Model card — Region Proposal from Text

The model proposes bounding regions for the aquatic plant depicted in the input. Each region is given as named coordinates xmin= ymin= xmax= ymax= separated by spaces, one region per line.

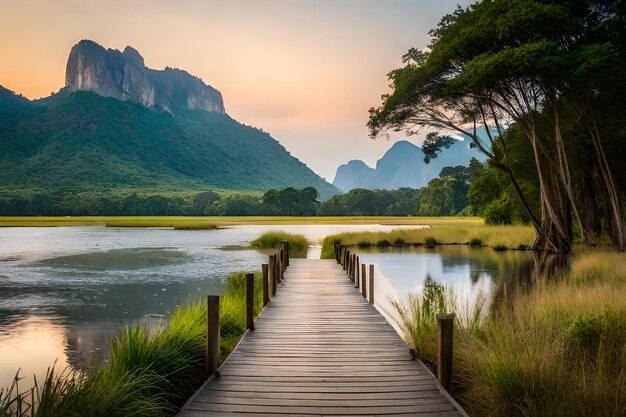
xmin=251 ymin=231 xmax=308 ymax=251
xmin=0 ymin=272 xmax=262 ymax=417
xmin=320 ymin=225 xmax=535 ymax=258
xmin=392 ymin=250 xmax=626 ymax=417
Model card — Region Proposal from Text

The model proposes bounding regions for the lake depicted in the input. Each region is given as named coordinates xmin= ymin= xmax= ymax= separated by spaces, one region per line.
xmin=0 ymin=224 xmax=532 ymax=389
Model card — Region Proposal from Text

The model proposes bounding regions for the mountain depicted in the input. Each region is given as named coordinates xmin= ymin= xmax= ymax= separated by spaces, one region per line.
xmin=0 ymin=40 xmax=339 ymax=199
xmin=66 ymin=40 xmax=224 ymax=114
xmin=332 ymin=139 xmax=485 ymax=192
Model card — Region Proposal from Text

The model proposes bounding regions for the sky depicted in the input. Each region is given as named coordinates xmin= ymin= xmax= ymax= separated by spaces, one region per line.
xmin=0 ymin=0 xmax=472 ymax=181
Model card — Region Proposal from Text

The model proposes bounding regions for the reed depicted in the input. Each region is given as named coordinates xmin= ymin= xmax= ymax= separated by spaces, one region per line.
xmin=251 ymin=231 xmax=308 ymax=252
xmin=321 ymin=225 xmax=535 ymax=258
xmin=393 ymin=250 xmax=626 ymax=417
xmin=0 ymin=271 xmax=263 ymax=417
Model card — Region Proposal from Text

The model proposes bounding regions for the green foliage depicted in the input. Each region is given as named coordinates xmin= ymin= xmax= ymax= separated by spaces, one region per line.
xmin=262 ymin=187 xmax=319 ymax=216
xmin=421 ymin=132 xmax=455 ymax=164
xmin=392 ymin=277 xmax=452 ymax=362
xmin=0 ymin=90 xmax=339 ymax=199
xmin=251 ymin=231 xmax=309 ymax=252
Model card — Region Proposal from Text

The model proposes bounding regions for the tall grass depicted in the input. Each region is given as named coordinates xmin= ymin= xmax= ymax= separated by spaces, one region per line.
xmin=0 ymin=216 xmax=484 ymax=228
xmin=393 ymin=250 xmax=626 ymax=417
xmin=0 ymin=272 xmax=263 ymax=417
xmin=321 ymin=225 xmax=535 ymax=258
xmin=251 ymin=231 xmax=309 ymax=252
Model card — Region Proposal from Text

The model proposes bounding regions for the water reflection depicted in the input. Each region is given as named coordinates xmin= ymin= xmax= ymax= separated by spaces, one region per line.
xmin=0 ymin=224 xmax=423 ymax=388
xmin=356 ymin=245 xmax=536 ymax=312
xmin=0 ymin=315 xmax=69 ymax=389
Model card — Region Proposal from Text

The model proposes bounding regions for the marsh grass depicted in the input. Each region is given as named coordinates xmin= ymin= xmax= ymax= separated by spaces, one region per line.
xmin=0 ymin=216 xmax=484 ymax=228
xmin=1 ymin=272 xmax=263 ymax=417
xmin=251 ymin=231 xmax=309 ymax=252
xmin=393 ymin=250 xmax=626 ymax=417
xmin=321 ymin=225 xmax=535 ymax=258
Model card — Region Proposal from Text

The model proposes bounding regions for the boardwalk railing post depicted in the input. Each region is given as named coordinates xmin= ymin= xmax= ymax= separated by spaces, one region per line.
xmin=284 ymin=241 xmax=290 ymax=267
xmin=246 ymin=273 xmax=255 ymax=331
xmin=348 ymin=253 xmax=352 ymax=279
xmin=369 ymin=264 xmax=375 ymax=305
xmin=354 ymin=256 xmax=360 ymax=288
xmin=262 ymin=264 xmax=269 ymax=306
xmin=361 ymin=264 xmax=367 ymax=298
xmin=350 ymin=252 xmax=354 ymax=278
xmin=278 ymin=250 xmax=284 ymax=282
xmin=269 ymin=255 xmax=277 ymax=296
xmin=206 ymin=295 xmax=220 ymax=377
xmin=437 ymin=314 xmax=455 ymax=392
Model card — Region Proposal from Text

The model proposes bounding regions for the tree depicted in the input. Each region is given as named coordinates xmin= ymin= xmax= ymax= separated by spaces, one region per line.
xmin=368 ymin=0 xmax=626 ymax=252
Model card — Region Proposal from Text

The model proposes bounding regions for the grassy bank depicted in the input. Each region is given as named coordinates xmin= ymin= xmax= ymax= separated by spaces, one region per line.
xmin=0 ymin=272 xmax=263 ymax=417
xmin=320 ymin=225 xmax=534 ymax=258
xmin=393 ymin=250 xmax=626 ymax=417
xmin=251 ymin=231 xmax=309 ymax=252
xmin=0 ymin=215 xmax=483 ymax=228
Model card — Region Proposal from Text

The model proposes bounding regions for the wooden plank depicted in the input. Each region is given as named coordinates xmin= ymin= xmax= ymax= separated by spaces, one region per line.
xmin=179 ymin=259 xmax=466 ymax=417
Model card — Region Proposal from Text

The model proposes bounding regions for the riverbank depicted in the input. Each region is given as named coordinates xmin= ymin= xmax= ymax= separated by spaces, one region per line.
xmin=0 ymin=272 xmax=263 ymax=417
xmin=0 ymin=215 xmax=483 ymax=228
xmin=392 ymin=249 xmax=626 ymax=417
xmin=320 ymin=224 xmax=535 ymax=258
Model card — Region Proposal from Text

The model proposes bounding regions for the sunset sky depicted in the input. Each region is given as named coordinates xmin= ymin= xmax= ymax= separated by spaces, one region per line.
xmin=0 ymin=0 xmax=471 ymax=181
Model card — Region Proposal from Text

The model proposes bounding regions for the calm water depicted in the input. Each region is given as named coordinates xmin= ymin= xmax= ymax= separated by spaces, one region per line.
xmin=0 ymin=225 xmax=532 ymax=388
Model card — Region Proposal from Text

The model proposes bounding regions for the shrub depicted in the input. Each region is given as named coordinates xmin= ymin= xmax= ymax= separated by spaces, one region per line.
xmin=251 ymin=231 xmax=308 ymax=251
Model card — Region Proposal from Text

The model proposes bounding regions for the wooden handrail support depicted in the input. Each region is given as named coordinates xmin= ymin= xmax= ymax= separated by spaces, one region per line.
xmin=246 ymin=273 xmax=255 ymax=331
xmin=269 ymin=255 xmax=277 ymax=296
xmin=262 ymin=264 xmax=269 ymax=307
xmin=368 ymin=264 xmax=375 ymax=305
xmin=361 ymin=264 xmax=367 ymax=299
xmin=354 ymin=256 xmax=360 ymax=288
xmin=437 ymin=313 xmax=455 ymax=392
xmin=206 ymin=295 xmax=220 ymax=377
xmin=283 ymin=241 xmax=290 ymax=267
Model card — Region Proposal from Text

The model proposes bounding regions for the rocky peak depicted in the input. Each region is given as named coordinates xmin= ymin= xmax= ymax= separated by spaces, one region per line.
xmin=65 ymin=40 xmax=225 ymax=114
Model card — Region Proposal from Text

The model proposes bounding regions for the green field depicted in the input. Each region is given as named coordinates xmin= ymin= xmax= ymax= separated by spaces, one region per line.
xmin=0 ymin=215 xmax=484 ymax=228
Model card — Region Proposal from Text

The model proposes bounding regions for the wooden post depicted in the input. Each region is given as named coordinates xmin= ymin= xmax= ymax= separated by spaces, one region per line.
xmin=246 ymin=273 xmax=255 ymax=331
xmin=343 ymin=248 xmax=347 ymax=270
xmin=355 ymin=256 xmax=360 ymax=288
xmin=437 ymin=314 xmax=455 ymax=392
xmin=206 ymin=295 xmax=220 ymax=376
xmin=269 ymin=255 xmax=276 ymax=296
xmin=284 ymin=241 xmax=290 ymax=267
xmin=369 ymin=264 xmax=375 ymax=305
xmin=276 ymin=249 xmax=283 ymax=282
xmin=335 ymin=244 xmax=339 ymax=263
xmin=262 ymin=263 xmax=269 ymax=306
xmin=361 ymin=264 xmax=367 ymax=298
xmin=345 ymin=250 xmax=350 ymax=274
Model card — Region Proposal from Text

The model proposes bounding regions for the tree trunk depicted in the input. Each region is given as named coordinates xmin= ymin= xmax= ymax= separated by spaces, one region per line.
xmin=584 ymin=115 xmax=626 ymax=251
xmin=552 ymin=98 xmax=591 ymax=243
xmin=525 ymin=126 xmax=573 ymax=253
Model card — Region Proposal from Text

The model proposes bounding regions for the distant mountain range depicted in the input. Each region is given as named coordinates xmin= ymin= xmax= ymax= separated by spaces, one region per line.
xmin=332 ymin=139 xmax=485 ymax=192
xmin=0 ymin=40 xmax=339 ymax=198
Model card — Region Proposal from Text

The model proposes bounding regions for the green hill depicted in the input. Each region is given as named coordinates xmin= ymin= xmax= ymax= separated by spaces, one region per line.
xmin=0 ymin=87 xmax=339 ymax=199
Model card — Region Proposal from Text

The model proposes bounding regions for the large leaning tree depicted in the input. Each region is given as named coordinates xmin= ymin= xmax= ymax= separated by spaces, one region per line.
xmin=369 ymin=0 xmax=626 ymax=252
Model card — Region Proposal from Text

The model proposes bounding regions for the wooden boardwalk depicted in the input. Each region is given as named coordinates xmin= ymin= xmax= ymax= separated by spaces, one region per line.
xmin=178 ymin=259 xmax=467 ymax=417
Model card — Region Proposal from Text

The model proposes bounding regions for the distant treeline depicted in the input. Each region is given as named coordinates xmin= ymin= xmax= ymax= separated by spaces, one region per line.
xmin=1 ymin=160 xmax=502 ymax=218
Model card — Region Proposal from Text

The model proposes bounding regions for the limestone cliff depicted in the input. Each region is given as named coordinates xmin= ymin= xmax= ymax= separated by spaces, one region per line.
xmin=65 ymin=40 xmax=224 ymax=114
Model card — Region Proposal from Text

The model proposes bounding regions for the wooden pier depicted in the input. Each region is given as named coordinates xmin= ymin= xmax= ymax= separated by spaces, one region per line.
xmin=178 ymin=256 xmax=467 ymax=416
